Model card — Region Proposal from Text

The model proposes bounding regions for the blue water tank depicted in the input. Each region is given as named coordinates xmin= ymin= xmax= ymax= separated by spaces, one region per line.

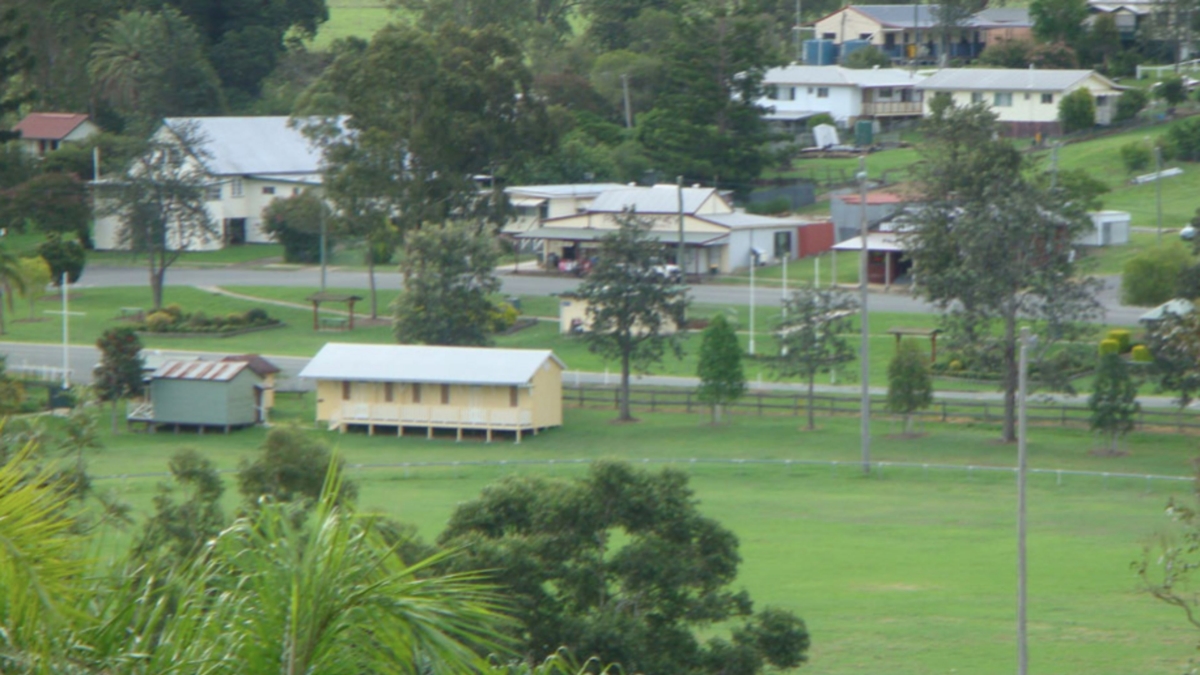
xmin=840 ymin=39 xmax=872 ymax=61
xmin=804 ymin=39 xmax=838 ymax=66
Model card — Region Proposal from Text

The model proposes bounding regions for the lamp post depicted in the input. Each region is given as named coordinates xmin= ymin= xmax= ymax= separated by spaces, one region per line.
xmin=858 ymin=157 xmax=870 ymax=474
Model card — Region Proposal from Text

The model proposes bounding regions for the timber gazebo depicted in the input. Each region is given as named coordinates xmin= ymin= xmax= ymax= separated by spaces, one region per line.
xmin=887 ymin=327 xmax=942 ymax=363
xmin=306 ymin=292 xmax=364 ymax=331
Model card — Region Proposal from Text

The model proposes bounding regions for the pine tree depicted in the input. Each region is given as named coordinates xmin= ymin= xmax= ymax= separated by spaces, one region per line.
xmin=1089 ymin=352 xmax=1140 ymax=452
xmin=887 ymin=340 xmax=934 ymax=435
xmin=696 ymin=313 xmax=744 ymax=424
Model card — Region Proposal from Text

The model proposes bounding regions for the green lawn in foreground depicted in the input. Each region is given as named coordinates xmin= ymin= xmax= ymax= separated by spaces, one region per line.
xmin=76 ymin=402 xmax=1194 ymax=675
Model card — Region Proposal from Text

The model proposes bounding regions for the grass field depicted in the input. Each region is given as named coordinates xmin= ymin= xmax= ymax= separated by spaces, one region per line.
xmin=310 ymin=0 xmax=397 ymax=48
xmin=71 ymin=401 xmax=1199 ymax=675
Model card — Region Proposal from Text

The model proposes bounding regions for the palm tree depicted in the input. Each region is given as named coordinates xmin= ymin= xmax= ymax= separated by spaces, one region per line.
xmin=88 ymin=10 xmax=158 ymax=115
xmin=0 ymin=443 xmax=87 ymax=673
xmin=92 ymin=466 xmax=510 ymax=675
xmin=0 ymin=244 xmax=27 ymax=335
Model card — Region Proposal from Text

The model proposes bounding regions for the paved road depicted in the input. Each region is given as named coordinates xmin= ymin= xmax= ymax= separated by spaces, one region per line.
xmin=82 ymin=265 xmax=1147 ymax=325
xmin=6 ymin=342 xmax=1190 ymax=410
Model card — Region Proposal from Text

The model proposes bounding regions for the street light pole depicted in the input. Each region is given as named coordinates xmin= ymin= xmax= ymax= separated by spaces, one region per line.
xmin=1017 ymin=326 xmax=1032 ymax=675
xmin=858 ymin=156 xmax=870 ymax=474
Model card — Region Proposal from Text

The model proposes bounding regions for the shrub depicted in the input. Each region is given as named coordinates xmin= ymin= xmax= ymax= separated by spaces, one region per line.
xmin=1115 ymin=88 xmax=1148 ymax=123
xmin=243 ymin=308 xmax=269 ymax=323
xmin=843 ymin=45 xmax=891 ymax=69
xmin=145 ymin=311 xmax=174 ymax=332
xmin=948 ymin=359 xmax=963 ymax=372
xmin=489 ymin=301 xmax=519 ymax=333
xmin=1119 ymin=142 xmax=1152 ymax=174
xmin=161 ymin=304 xmax=183 ymax=321
xmin=1058 ymin=88 xmax=1096 ymax=133
xmin=1106 ymin=329 xmax=1132 ymax=353
xmin=1131 ymin=344 xmax=1152 ymax=362
xmin=1165 ymin=117 xmax=1200 ymax=161
xmin=806 ymin=113 xmax=835 ymax=131
xmin=1098 ymin=339 xmax=1119 ymax=355
xmin=223 ymin=313 xmax=245 ymax=327
xmin=1122 ymin=244 xmax=1192 ymax=306
xmin=187 ymin=311 xmax=210 ymax=328
xmin=1157 ymin=75 xmax=1187 ymax=106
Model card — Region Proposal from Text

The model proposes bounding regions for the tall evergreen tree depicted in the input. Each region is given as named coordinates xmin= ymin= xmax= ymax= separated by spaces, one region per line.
xmin=1088 ymin=352 xmax=1140 ymax=452
xmin=577 ymin=213 xmax=689 ymax=421
xmin=0 ymin=8 xmax=33 ymax=143
xmin=696 ymin=313 xmax=744 ymax=423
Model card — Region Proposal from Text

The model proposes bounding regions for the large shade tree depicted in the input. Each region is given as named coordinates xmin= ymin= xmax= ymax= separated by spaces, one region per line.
xmin=439 ymin=460 xmax=810 ymax=675
xmin=576 ymin=213 xmax=689 ymax=421
xmin=903 ymin=99 xmax=1100 ymax=443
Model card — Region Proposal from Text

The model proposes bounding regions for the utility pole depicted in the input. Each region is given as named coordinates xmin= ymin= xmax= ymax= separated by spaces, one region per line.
xmin=319 ymin=201 xmax=328 ymax=292
xmin=1156 ymin=145 xmax=1164 ymax=243
xmin=1017 ymin=326 xmax=1033 ymax=675
xmin=857 ymin=156 xmax=870 ymax=474
xmin=677 ymin=175 xmax=686 ymax=275
xmin=621 ymin=74 xmax=633 ymax=129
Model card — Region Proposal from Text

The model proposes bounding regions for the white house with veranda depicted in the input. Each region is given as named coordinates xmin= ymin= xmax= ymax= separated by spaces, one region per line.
xmin=93 ymin=116 xmax=337 ymax=251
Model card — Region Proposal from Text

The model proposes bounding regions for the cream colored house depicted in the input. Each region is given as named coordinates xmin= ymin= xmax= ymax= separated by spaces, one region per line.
xmin=917 ymin=68 xmax=1122 ymax=136
xmin=12 ymin=113 xmax=100 ymax=157
xmin=517 ymin=184 xmax=821 ymax=275
xmin=503 ymin=183 xmax=628 ymax=234
xmin=812 ymin=5 xmax=1031 ymax=63
xmin=298 ymin=343 xmax=565 ymax=442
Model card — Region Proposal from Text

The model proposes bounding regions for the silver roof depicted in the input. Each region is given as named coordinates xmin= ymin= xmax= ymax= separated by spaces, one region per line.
xmin=163 ymin=116 xmax=342 ymax=177
xmin=917 ymin=68 xmax=1105 ymax=92
xmin=515 ymin=227 xmax=729 ymax=246
xmin=299 ymin=343 xmax=565 ymax=386
xmin=847 ymin=5 xmax=1030 ymax=28
xmin=588 ymin=186 xmax=719 ymax=214
xmin=762 ymin=65 xmax=925 ymax=88
xmin=507 ymin=184 xmax=628 ymax=199
xmin=700 ymin=212 xmax=811 ymax=230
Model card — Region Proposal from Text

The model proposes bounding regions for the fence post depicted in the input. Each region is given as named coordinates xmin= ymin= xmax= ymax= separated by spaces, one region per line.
xmin=650 ymin=391 xmax=656 ymax=412
xmin=758 ymin=392 xmax=764 ymax=416
xmin=578 ymin=386 xmax=584 ymax=406
xmin=1061 ymin=405 xmax=1066 ymax=426
xmin=794 ymin=395 xmax=800 ymax=417
xmin=614 ymin=388 xmax=619 ymax=410
xmin=686 ymin=392 xmax=692 ymax=413
xmin=984 ymin=403 xmax=989 ymax=423
xmin=942 ymin=401 xmax=947 ymax=422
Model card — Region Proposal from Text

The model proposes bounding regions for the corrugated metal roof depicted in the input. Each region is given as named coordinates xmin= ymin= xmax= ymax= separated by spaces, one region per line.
xmin=299 ymin=343 xmax=565 ymax=386
xmin=507 ymin=184 xmax=628 ymax=199
xmin=221 ymin=354 xmax=281 ymax=376
xmin=847 ymin=5 xmax=1030 ymax=28
xmin=515 ymin=227 xmax=728 ymax=246
xmin=162 ymin=116 xmax=345 ymax=177
xmin=762 ymin=65 xmax=925 ymax=88
xmin=588 ymin=186 xmax=720 ymax=214
xmin=917 ymin=68 xmax=1100 ymax=92
xmin=700 ymin=212 xmax=808 ymax=230
xmin=154 ymin=360 xmax=251 ymax=382
xmin=14 ymin=113 xmax=90 ymax=140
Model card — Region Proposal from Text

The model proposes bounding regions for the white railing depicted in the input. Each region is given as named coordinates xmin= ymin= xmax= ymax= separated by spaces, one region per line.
xmin=861 ymin=101 xmax=923 ymax=116
xmin=345 ymin=404 xmax=533 ymax=429
xmin=1138 ymin=59 xmax=1200 ymax=78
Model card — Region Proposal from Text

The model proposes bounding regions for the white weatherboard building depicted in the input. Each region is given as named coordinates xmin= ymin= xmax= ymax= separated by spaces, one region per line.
xmin=916 ymin=68 xmax=1122 ymax=136
xmin=93 ymin=116 xmax=334 ymax=251
xmin=757 ymin=65 xmax=926 ymax=130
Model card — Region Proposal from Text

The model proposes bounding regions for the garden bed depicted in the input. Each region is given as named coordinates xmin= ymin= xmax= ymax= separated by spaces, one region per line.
xmin=135 ymin=323 xmax=286 ymax=339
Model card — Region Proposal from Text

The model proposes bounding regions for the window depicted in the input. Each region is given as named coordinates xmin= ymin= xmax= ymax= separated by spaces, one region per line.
xmin=231 ymin=179 xmax=244 ymax=197
xmin=859 ymin=33 xmax=872 ymax=40
xmin=510 ymin=386 xmax=519 ymax=407
xmin=440 ymin=384 xmax=450 ymax=404
xmin=262 ymin=186 xmax=276 ymax=195
xmin=878 ymin=87 xmax=894 ymax=99
xmin=783 ymin=87 xmax=796 ymax=101
xmin=807 ymin=87 xmax=814 ymax=94
xmin=413 ymin=383 xmax=421 ymax=403
xmin=767 ymin=85 xmax=778 ymax=100
xmin=1024 ymin=93 xmax=1031 ymax=101
xmin=1041 ymin=93 xmax=1054 ymax=104
xmin=384 ymin=382 xmax=394 ymax=402
xmin=993 ymin=92 xmax=1013 ymax=107
xmin=971 ymin=92 xmax=984 ymax=104
xmin=205 ymin=185 xmax=221 ymax=201
xmin=816 ymin=87 xmax=829 ymax=98
xmin=342 ymin=381 xmax=351 ymax=400
xmin=822 ymin=32 xmax=835 ymax=39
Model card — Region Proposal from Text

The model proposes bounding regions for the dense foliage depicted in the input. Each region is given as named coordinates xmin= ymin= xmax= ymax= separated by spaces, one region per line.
xmin=696 ymin=312 xmax=744 ymax=423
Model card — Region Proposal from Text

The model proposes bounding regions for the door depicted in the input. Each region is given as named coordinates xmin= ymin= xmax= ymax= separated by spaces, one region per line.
xmin=225 ymin=218 xmax=247 ymax=245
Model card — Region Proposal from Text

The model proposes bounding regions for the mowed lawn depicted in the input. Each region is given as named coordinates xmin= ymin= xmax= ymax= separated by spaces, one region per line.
xmin=80 ymin=403 xmax=1195 ymax=675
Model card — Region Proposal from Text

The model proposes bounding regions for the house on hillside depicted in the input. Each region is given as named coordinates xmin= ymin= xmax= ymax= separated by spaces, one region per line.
xmin=298 ymin=343 xmax=565 ymax=442
xmin=516 ymin=184 xmax=831 ymax=275
xmin=1087 ymin=0 xmax=1161 ymax=44
xmin=812 ymin=5 xmax=1032 ymax=63
xmin=916 ymin=68 xmax=1122 ymax=136
xmin=12 ymin=113 xmax=99 ymax=157
xmin=93 ymin=116 xmax=342 ymax=251
xmin=129 ymin=358 xmax=276 ymax=432
xmin=757 ymin=66 xmax=926 ymax=132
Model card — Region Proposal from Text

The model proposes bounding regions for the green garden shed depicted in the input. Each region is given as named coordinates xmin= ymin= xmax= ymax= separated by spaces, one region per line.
xmin=131 ymin=359 xmax=269 ymax=433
